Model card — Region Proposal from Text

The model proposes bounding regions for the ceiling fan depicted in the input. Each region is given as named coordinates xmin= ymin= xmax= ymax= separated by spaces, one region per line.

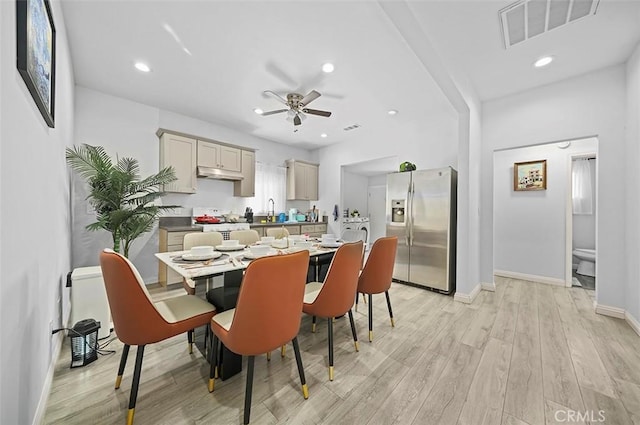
xmin=261 ymin=90 xmax=332 ymax=126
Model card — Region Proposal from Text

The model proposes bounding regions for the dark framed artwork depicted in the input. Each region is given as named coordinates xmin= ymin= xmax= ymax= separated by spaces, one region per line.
xmin=16 ymin=0 xmax=56 ymax=128
xmin=514 ymin=159 xmax=547 ymax=191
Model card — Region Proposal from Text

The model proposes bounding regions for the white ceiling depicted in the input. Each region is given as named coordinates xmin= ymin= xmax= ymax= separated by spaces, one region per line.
xmin=61 ymin=1 xmax=640 ymax=150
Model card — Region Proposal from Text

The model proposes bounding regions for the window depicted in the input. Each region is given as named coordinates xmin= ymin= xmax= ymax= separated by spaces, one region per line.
xmin=572 ymin=158 xmax=593 ymax=215
xmin=254 ymin=162 xmax=286 ymax=214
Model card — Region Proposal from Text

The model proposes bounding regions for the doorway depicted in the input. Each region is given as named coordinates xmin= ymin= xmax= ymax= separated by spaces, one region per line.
xmin=567 ymin=153 xmax=597 ymax=290
xmin=492 ymin=137 xmax=598 ymax=288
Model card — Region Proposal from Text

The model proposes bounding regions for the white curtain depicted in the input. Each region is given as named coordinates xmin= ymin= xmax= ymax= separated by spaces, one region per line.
xmin=572 ymin=159 xmax=593 ymax=215
xmin=254 ymin=161 xmax=286 ymax=214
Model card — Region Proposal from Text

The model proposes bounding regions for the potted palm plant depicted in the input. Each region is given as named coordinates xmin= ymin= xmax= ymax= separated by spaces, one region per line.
xmin=66 ymin=144 xmax=179 ymax=257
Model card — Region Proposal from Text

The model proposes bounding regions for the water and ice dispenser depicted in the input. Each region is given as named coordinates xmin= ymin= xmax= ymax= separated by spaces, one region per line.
xmin=391 ymin=199 xmax=406 ymax=223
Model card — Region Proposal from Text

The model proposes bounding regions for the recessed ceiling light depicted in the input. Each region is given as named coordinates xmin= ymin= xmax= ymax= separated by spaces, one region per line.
xmin=134 ymin=62 xmax=151 ymax=72
xmin=534 ymin=56 xmax=553 ymax=68
xmin=322 ymin=63 xmax=334 ymax=73
xmin=253 ymin=108 xmax=263 ymax=115
xmin=388 ymin=109 xmax=398 ymax=115
xmin=320 ymin=133 xmax=328 ymax=138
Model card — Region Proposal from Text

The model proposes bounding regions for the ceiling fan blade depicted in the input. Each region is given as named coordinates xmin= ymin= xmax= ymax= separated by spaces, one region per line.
xmin=300 ymin=90 xmax=321 ymax=107
xmin=263 ymin=90 xmax=288 ymax=106
xmin=302 ymin=108 xmax=332 ymax=117
xmin=261 ymin=109 xmax=288 ymax=116
xmin=293 ymin=114 xmax=302 ymax=126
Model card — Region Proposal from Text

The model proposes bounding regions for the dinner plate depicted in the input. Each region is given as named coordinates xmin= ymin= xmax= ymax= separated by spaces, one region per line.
xmin=181 ymin=252 xmax=222 ymax=261
xmin=243 ymin=250 xmax=278 ymax=260
xmin=320 ymin=242 xmax=343 ymax=248
xmin=215 ymin=244 xmax=246 ymax=251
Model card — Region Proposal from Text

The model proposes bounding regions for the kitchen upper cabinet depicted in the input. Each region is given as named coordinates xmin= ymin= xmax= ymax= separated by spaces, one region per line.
xmin=159 ymin=133 xmax=197 ymax=193
xmin=197 ymin=140 xmax=241 ymax=172
xmin=286 ymin=159 xmax=319 ymax=201
xmin=234 ymin=150 xmax=256 ymax=197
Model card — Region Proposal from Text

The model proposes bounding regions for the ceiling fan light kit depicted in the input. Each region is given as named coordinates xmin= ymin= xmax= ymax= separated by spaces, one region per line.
xmin=261 ymin=89 xmax=332 ymax=126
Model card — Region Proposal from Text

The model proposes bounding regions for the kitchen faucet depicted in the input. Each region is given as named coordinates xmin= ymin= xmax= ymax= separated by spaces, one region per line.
xmin=268 ymin=198 xmax=275 ymax=222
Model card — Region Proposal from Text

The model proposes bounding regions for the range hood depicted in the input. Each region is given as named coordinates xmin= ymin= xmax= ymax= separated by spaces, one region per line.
xmin=197 ymin=166 xmax=244 ymax=181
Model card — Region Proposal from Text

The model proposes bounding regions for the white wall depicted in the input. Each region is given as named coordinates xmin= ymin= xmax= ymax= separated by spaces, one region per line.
xmin=626 ymin=42 xmax=640 ymax=323
xmin=0 ymin=1 xmax=75 ymax=423
xmin=341 ymin=170 xmax=369 ymax=217
xmin=494 ymin=139 xmax=597 ymax=281
xmin=73 ymin=87 xmax=312 ymax=282
xmin=313 ymin=109 xmax=458 ymax=241
xmin=482 ymin=65 xmax=627 ymax=309
xmin=572 ymin=158 xmax=597 ymax=252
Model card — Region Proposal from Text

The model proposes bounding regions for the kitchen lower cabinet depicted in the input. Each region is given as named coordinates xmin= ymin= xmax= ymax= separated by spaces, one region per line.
xmin=158 ymin=229 xmax=195 ymax=286
xmin=285 ymin=225 xmax=301 ymax=235
xmin=300 ymin=223 xmax=327 ymax=237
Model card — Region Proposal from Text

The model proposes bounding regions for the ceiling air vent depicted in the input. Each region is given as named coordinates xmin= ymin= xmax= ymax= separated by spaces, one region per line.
xmin=499 ymin=0 xmax=600 ymax=49
xmin=343 ymin=124 xmax=361 ymax=131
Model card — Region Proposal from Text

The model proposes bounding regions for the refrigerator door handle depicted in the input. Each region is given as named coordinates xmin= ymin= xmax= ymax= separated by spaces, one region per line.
xmin=409 ymin=181 xmax=415 ymax=245
xmin=405 ymin=182 xmax=411 ymax=246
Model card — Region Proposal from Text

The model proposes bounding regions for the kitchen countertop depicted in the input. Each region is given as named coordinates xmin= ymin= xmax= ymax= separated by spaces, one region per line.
xmin=157 ymin=217 xmax=328 ymax=231
xmin=249 ymin=222 xmax=326 ymax=227
xmin=159 ymin=225 xmax=203 ymax=232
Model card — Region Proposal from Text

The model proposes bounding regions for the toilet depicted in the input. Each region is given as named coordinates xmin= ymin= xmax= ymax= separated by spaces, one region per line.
xmin=572 ymin=248 xmax=596 ymax=277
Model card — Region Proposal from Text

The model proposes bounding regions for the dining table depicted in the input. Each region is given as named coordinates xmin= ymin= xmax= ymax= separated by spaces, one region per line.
xmin=155 ymin=241 xmax=340 ymax=379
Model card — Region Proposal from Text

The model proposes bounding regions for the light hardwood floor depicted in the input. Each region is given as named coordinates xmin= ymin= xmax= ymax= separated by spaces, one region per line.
xmin=44 ymin=278 xmax=640 ymax=425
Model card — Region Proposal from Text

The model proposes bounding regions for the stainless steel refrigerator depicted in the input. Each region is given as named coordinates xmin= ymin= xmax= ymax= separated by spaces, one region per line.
xmin=386 ymin=167 xmax=457 ymax=293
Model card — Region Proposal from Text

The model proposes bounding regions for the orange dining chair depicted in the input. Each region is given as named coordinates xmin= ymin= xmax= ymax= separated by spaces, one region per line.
xmin=303 ymin=241 xmax=363 ymax=381
xmin=208 ymin=250 xmax=310 ymax=425
xmin=355 ymin=236 xmax=398 ymax=342
xmin=182 ymin=231 xmax=223 ymax=295
xmin=99 ymin=249 xmax=216 ymax=425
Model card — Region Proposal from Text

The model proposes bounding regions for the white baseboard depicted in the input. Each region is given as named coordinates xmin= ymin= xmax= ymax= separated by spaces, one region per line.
xmin=594 ymin=302 xmax=626 ymax=319
xmin=33 ymin=332 xmax=64 ymax=425
xmin=454 ymin=283 xmax=481 ymax=304
xmin=481 ymin=282 xmax=496 ymax=292
xmin=494 ymin=270 xmax=565 ymax=287
xmin=625 ymin=311 xmax=640 ymax=337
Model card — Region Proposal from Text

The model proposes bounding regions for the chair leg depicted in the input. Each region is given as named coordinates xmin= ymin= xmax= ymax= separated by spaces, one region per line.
xmin=327 ymin=318 xmax=334 ymax=381
xmin=281 ymin=345 xmax=286 ymax=358
xmin=347 ymin=309 xmax=359 ymax=352
xmin=188 ymin=329 xmax=194 ymax=354
xmin=368 ymin=294 xmax=374 ymax=342
xmin=244 ymin=356 xmax=255 ymax=425
xmin=266 ymin=351 xmax=271 ymax=361
xmin=209 ymin=333 xmax=218 ymax=392
xmin=355 ymin=292 xmax=359 ymax=312
xmin=115 ymin=344 xmax=130 ymax=389
xmin=291 ymin=337 xmax=309 ymax=399
xmin=127 ymin=345 xmax=145 ymax=425
xmin=311 ymin=316 xmax=317 ymax=333
xmin=385 ymin=291 xmax=395 ymax=327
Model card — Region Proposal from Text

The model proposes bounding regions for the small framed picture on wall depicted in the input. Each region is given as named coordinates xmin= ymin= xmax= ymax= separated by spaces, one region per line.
xmin=514 ymin=159 xmax=547 ymax=191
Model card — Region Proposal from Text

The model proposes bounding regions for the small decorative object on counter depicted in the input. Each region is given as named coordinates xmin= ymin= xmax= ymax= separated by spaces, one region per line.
xmin=399 ymin=161 xmax=417 ymax=172
xmin=351 ymin=209 xmax=360 ymax=217
xmin=333 ymin=204 xmax=339 ymax=222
